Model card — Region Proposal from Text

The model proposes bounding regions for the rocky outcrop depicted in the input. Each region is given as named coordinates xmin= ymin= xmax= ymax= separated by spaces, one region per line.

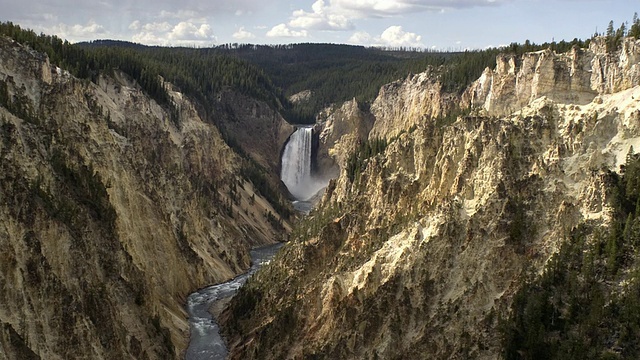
xmin=288 ymin=90 xmax=312 ymax=104
xmin=0 ymin=36 xmax=289 ymax=359
xmin=215 ymin=90 xmax=293 ymax=174
xmin=314 ymin=99 xmax=374 ymax=178
xmin=224 ymin=38 xmax=640 ymax=359
xmin=368 ymin=69 xmax=456 ymax=140
xmin=463 ymin=37 xmax=640 ymax=116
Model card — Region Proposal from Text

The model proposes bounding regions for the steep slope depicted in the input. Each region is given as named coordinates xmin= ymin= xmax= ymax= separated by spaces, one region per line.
xmin=314 ymin=99 xmax=375 ymax=179
xmin=462 ymin=37 xmax=640 ymax=117
xmin=223 ymin=37 xmax=640 ymax=359
xmin=0 ymin=36 xmax=290 ymax=359
xmin=214 ymin=89 xmax=293 ymax=175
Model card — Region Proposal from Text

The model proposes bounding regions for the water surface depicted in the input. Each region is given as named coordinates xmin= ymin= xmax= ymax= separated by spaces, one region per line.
xmin=185 ymin=243 xmax=283 ymax=360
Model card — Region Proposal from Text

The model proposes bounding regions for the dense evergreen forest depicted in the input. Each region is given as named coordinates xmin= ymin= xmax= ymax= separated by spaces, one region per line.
xmin=79 ymin=37 xmax=608 ymax=124
xmin=0 ymin=22 xmax=286 ymax=117
xmin=76 ymin=40 xmax=560 ymax=123
xmin=2 ymin=14 xmax=639 ymax=125
xmin=214 ymin=43 xmax=464 ymax=122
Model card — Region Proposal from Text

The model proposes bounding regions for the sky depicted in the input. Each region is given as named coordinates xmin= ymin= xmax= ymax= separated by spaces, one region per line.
xmin=2 ymin=0 xmax=638 ymax=50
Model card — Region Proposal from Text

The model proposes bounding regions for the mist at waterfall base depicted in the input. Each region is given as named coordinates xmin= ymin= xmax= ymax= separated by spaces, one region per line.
xmin=280 ymin=127 xmax=328 ymax=208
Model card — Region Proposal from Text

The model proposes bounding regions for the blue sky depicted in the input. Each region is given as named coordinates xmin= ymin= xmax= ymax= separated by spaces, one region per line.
xmin=2 ymin=0 xmax=637 ymax=49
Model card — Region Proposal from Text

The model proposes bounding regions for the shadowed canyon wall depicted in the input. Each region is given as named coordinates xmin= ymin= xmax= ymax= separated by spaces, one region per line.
xmin=0 ymin=36 xmax=290 ymax=359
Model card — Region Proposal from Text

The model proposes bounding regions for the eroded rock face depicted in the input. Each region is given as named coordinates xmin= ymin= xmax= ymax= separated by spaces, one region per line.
xmin=215 ymin=90 xmax=293 ymax=175
xmin=314 ymin=99 xmax=374 ymax=178
xmin=369 ymin=69 xmax=456 ymax=140
xmin=224 ymin=38 xmax=640 ymax=359
xmin=0 ymin=37 xmax=288 ymax=359
xmin=463 ymin=37 xmax=640 ymax=116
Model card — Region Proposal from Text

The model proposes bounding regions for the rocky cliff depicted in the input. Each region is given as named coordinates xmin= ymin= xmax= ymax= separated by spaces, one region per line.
xmin=463 ymin=37 xmax=640 ymax=117
xmin=215 ymin=89 xmax=293 ymax=175
xmin=314 ymin=99 xmax=374 ymax=178
xmin=224 ymin=37 xmax=640 ymax=359
xmin=368 ymin=68 xmax=457 ymax=141
xmin=0 ymin=36 xmax=290 ymax=359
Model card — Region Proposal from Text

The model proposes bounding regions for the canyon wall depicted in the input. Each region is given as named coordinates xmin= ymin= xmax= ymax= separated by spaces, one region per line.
xmin=314 ymin=99 xmax=374 ymax=179
xmin=0 ymin=36 xmax=289 ymax=359
xmin=214 ymin=89 xmax=293 ymax=175
xmin=225 ymin=37 xmax=640 ymax=359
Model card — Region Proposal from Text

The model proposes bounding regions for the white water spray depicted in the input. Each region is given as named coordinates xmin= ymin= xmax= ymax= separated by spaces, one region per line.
xmin=281 ymin=127 xmax=325 ymax=201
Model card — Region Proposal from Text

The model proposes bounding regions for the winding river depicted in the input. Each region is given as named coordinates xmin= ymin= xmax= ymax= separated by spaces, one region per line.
xmin=185 ymin=243 xmax=283 ymax=360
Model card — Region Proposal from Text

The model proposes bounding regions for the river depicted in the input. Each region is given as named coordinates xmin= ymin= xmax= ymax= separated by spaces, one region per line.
xmin=185 ymin=243 xmax=283 ymax=360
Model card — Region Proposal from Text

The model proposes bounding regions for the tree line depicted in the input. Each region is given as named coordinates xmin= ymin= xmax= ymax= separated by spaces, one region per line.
xmin=216 ymin=43 xmax=500 ymax=123
xmin=602 ymin=13 xmax=640 ymax=52
xmin=0 ymin=22 xmax=286 ymax=117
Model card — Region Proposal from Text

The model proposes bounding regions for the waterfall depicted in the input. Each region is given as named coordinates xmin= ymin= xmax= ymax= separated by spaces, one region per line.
xmin=281 ymin=127 xmax=316 ymax=200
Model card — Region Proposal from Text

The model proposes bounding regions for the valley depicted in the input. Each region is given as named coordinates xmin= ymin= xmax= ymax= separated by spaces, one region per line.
xmin=1 ymin=16 xmax=640 ymax=360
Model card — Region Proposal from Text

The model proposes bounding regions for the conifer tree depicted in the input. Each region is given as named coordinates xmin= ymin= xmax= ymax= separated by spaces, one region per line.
xmin=630 ymin=12 xmax=640 ymax=38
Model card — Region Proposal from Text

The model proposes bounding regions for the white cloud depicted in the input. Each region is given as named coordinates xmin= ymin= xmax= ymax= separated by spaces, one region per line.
xmin=159 ymin=10 xmax=199 ymax=20
xmin=131 ymin=32 xmax=165 ymax=46
xmin=168 ymin=22 xmax=213 ymax=40
xmin=288 ymin=0 xmax=507 ymax=23
xmin=233 ymin=27 xmax=256 ymax=40
xmin=348 ymin=31 xmax=373 ymax=44
xmin=143 ymin=22 xmax=172 ymax=33
xmin=266 ymin=23 xmax=309 ymax=38
xmin=379 ymin=25 xmax=423 ymax=47
xmin=131 ymin=20 xmax=216 ymax=46
xmin=46 ymin=20 xmax=108 ymax=42
xmin=129 ymin=20 xmax=141 ymax=31
xmin=289 ymin=0 xmax=354 ymax=31
xmin=333 ymin=0 xmax=418 ymax=16
xmin=349 ymin=26 xmax=424 ymax=48
xmin=282 ymin=0 xmax=504 ymax=36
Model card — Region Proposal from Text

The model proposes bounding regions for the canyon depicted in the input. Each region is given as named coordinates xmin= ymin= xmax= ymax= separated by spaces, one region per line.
xmin=2 ymin=27 xmax=640 ymax=360
xmin=223 ymin=37 xmax=640 ymax=359
xmin=0 ymin=35 xmax=291 ymax=359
